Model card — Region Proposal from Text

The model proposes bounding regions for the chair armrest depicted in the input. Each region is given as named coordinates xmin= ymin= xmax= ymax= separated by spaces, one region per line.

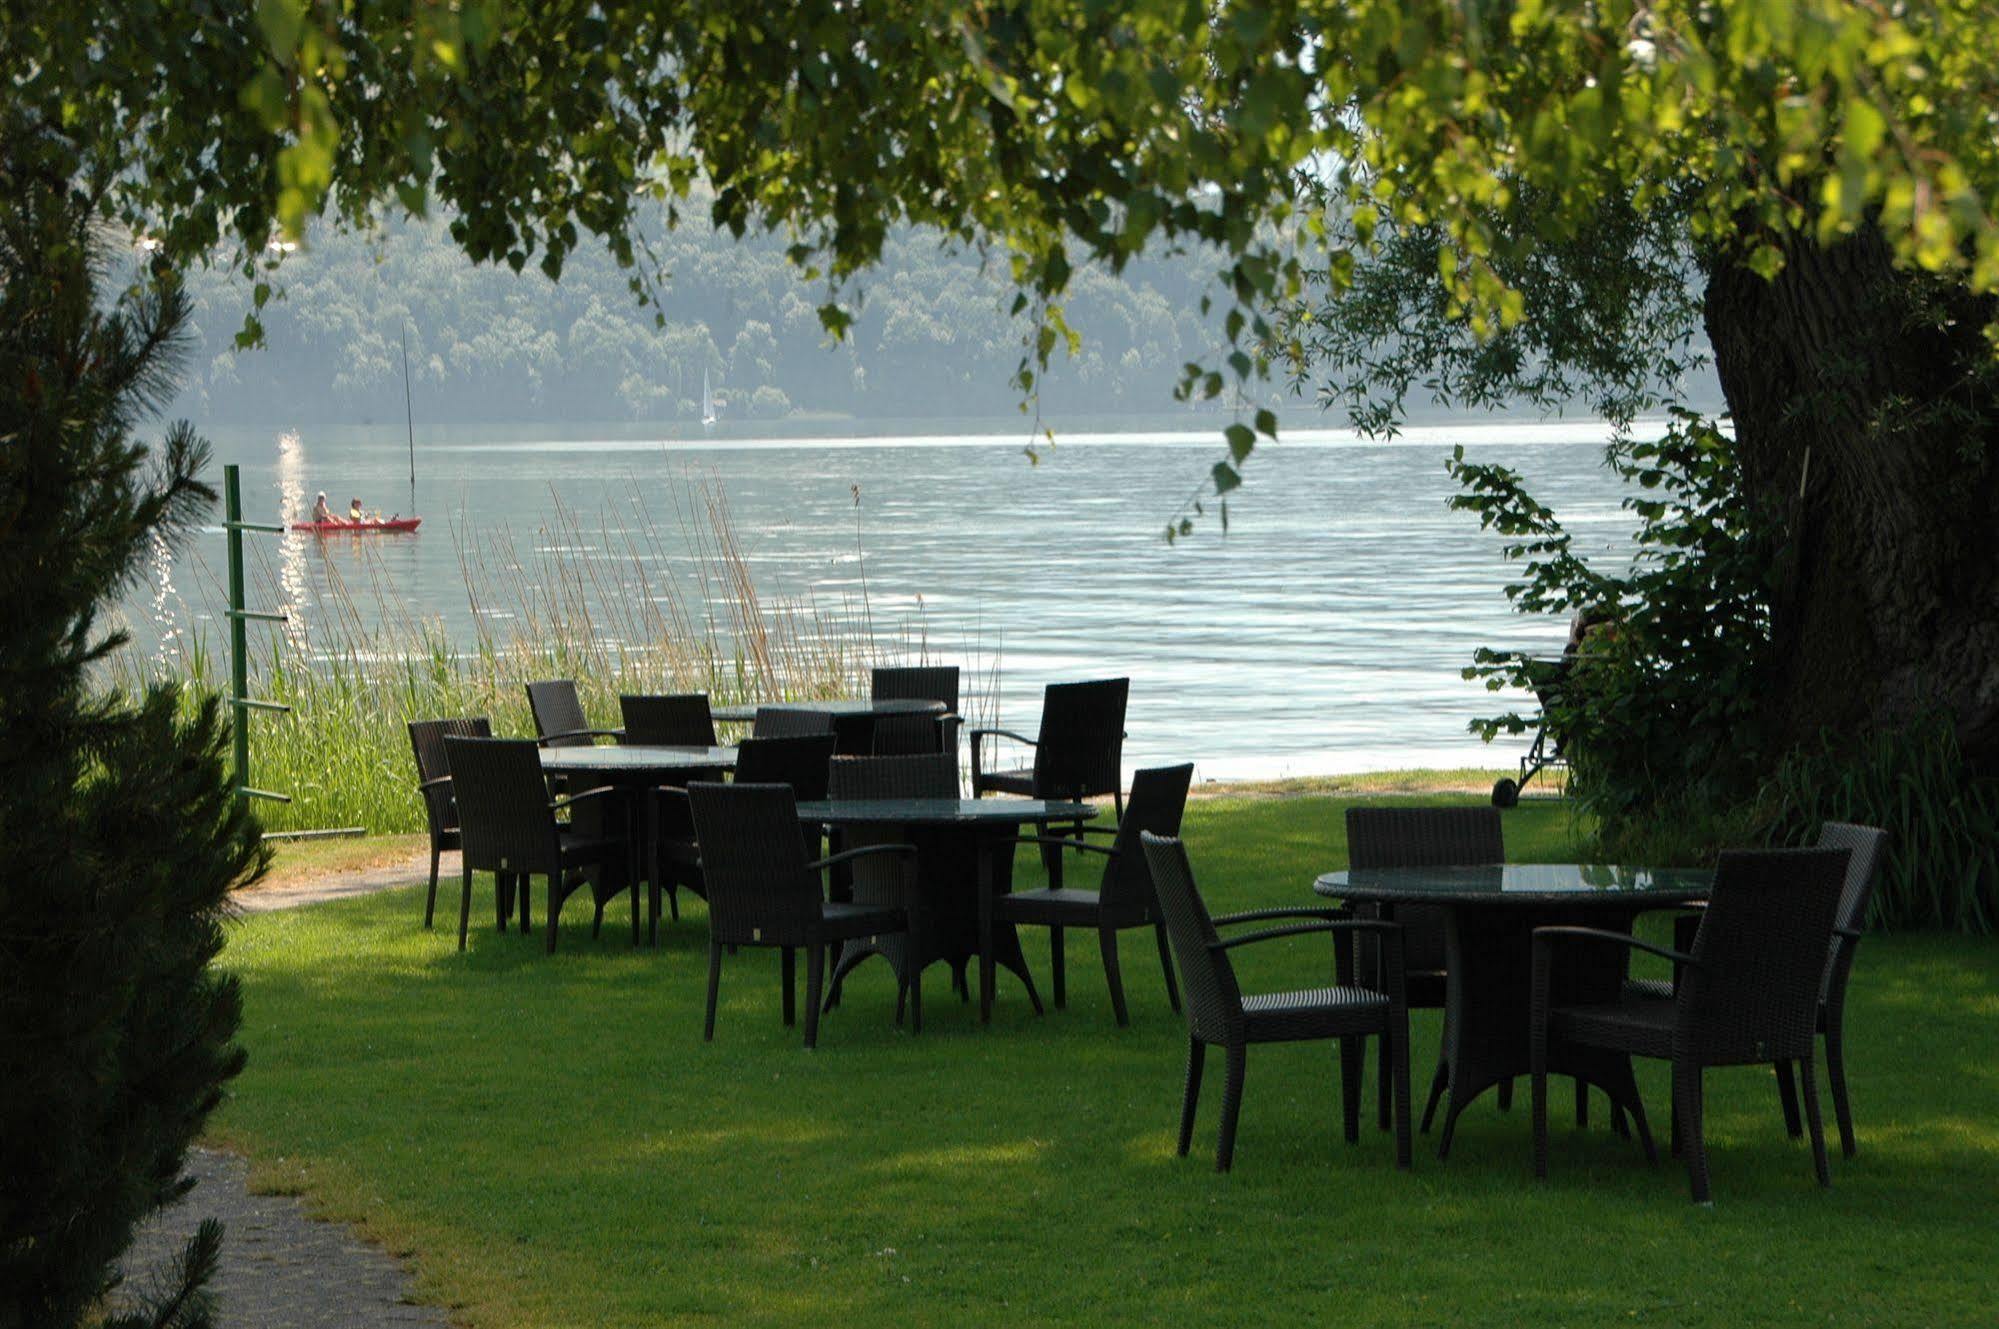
xmin=1210 ymin=920 xmax=1348 ymax=951
xmin=968 ymin=728 xmax=1039 ymax=747
xmin=536 ymin=727 xmax=624 ymax=746
xmin=550 ymin=785 xmax=622 ymax=814
xmin=807 ymin=843 xmax=920 ymax=873
xmin=1834 ymin=924 xmax=1863 ymax=940
xmin=1008 ymin=834 xmax=1117 ymax=858
xmin=417 ymin=775 xmax=453 ymax=793
xmin=1531 ymin=924 xmax=1697 ymax=970
xmin=1214 ymin=905 xmax=1349 ymax=926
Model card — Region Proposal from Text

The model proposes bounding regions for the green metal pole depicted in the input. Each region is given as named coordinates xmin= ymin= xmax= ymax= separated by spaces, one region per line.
xmin=225 ymin=464 xmax=249 ymax=807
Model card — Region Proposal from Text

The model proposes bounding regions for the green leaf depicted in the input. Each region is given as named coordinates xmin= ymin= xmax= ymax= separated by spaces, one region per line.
xmin=1224 ymin=423 xmax=1255 ymax=462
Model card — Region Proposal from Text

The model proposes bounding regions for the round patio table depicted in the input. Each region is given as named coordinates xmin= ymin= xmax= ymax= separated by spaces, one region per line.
xmin=711 ymin=698 xmax=948 ymax=753
xmin=541 ymin=746 xmax=738 ymax=944
xmin=1313 ymin=863 xmax=1712 ymax=1158
xmin=795 ymin=798 xmax=1096 ymax=1024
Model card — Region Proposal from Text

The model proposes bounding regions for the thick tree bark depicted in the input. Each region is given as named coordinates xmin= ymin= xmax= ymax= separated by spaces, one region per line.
xmin=1702 ymin=227 xmax=1999 ymax=771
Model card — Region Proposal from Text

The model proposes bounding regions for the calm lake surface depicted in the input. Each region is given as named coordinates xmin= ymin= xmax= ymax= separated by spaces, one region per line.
xmin=171 ymin=420 xmax=1648 ymax=781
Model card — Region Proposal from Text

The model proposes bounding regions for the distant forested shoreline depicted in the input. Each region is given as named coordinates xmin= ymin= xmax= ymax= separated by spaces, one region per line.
xmin=171 ymin=211 xmax=1252 ymax=426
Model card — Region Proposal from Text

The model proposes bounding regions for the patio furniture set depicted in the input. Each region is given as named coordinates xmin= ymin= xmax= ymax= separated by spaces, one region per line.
xmin=407 ymin=669 xmax=1887 ymax=1203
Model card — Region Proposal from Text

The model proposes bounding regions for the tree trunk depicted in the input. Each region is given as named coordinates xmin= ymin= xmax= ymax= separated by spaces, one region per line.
xmin=1702 ymin=227 xmax=1999 ymax=771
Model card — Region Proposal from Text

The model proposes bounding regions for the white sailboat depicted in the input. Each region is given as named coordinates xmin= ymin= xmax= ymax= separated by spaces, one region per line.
xmin=701 ymin=368 xmax=718 ymax=428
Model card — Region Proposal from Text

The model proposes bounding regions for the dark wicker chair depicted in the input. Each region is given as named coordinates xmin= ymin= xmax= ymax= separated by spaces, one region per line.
xmin=1627 ymin=821 xmax=1887 ymax=1158
xmin=871 ymin=664 xmax=961 ymax=756
xmin=526 ymin=679 xmax=621 ymax=746
xmin=822 ymin=752 xmax=961 ymax=1011
xmin=644 ymin=734 xmax=838 ymax=937
xmin=442 ymin=735 xmax=629 ymax=953
xmin=687 ymin=782 xmax=923 ymax=1048
xmin=1530 ymin=846 xmax=1852 ymax=1202
xmin=407 ymin=716 xmax=491 ymax=928
xmin=1141 ymin=832 xmax=1412 ymax=1172
xmin=752 ymin=705 xmax=836 ymax=739
xmin=618 ymin=692 xmax=718 ymax=747
xmin=1345 ymin=806 xmax=1506 ymax=1129
xmin=970 ymin=677 xmax=1129 ymax=887
xmin=993 ymin=763 xmax=1193 ymax=1025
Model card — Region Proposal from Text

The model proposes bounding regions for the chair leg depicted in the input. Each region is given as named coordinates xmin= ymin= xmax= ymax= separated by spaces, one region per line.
xmin=1495 ymin=1078 xmax=1514 ymax=1112
xmin=908 ymin=953 xmax=922 ymax=1035
xmin=424 ymin=843 xmax=442 ymax=928
xmin=1178 ymin=1038 xmax=1206 ymax=1158
xmin=495 ymin=872 xmax=512 ymax=932
xmin=667 ymin=882 xmax=680 ymax=921
xmin=1099 ymin=928 xmax=1129 ymax=1027
xmin=1826 ymin=1024 xmax=1857 ymax=1159
xmin=1377 ymin=1034 xmax=1392 ymax=1132
xmin=804 ymin=945 xmax=825 ymax=1049
xmin=1338 ymin=1036 xmax=1362 ymax=1144
xmin=456 ymin=862 xmax=474 ymax=952
xmin=1799 ymin=1056 xmax=1832 ymax=1188
xmin=648 ymin=879 xmax=661 ymax=947
xmin=517 ymin=875 xmax=531 ymax=934
xmin=1629 ymin=1093 xmax=1659 ymax=1165
xmin=1215 ymin=1045 xmax=1248 ymax=1172
xmin=1050 ymin=924 xmax=1066 ymax=1009
xmin=546 ymin=875 xmax=562 ymax=954
xmin=1531 ymin=1008 xmax=1550 ymax=1179
xmin=1775 ymin=1060 xmax=1803 ymax=1138
xmin=1153 ymin=922 xmax=1180 ymax=1013
xmin=591 ymin=899 xmax=604 ymax=939
xmin=1389 ymin=1023 xmax=1413 ymax=1170
xmin=703 ymin=939 xmax=722 ymax=1041
xmin=1676 ymin=1061 xmax=1710 ymax=1204
xmin=1573 ymin=1078 xmax=1586 ymax=1128
xmin=781 ymin=948 xmax=796 ymax=1027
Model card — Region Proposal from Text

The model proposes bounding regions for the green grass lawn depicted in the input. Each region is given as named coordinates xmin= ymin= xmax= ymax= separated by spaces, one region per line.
xmin=214 ymin=795 xmax=1999 ymax=1327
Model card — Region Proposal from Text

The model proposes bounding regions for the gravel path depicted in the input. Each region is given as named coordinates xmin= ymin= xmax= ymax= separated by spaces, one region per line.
xmin=116 ymin=852 xmax=457 ymax=1326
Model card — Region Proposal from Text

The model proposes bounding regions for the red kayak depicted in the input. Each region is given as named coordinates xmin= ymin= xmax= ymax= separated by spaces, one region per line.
xmin=291 ymin=517 xmax=423 ymax=534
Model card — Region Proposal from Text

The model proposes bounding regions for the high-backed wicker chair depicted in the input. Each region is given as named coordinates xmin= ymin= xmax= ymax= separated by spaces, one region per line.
xmin=1627 ymin=821 xmax=1887 ymax=1158
xmin=442 ymin=735 xmax=628 ymax=953
xmin=994 ymin=764 xmax=1193 ymax=1025
xmin=822 ymin=752 xmax=960 ymax=1012
xmin=407 ymin=716 xmax=491 ymax=928
xmin=1530 ymin=846 xmax=1851 ymax=1203
xmin=871 ymin=664 xmax=961 ymax=756
xmin=753 ymin=705 xmax=836 ymax=739
xmin=1140 ymin=832 xmax=1412 ymax=1172
xmin=618 ymin=692 xmax=718 ymax=747
xmin=1345 ymin=806 xmax=1505 ymax=1129
xmin=646 ymin=734 xmax=838 ymax=936
xmin=687 ymin=782 xmax=922 ymax=1048
xmin=970 ymin=677 xmax=1128 ymax=887
xmin=526 ymin=679 xmax=621 ymax=746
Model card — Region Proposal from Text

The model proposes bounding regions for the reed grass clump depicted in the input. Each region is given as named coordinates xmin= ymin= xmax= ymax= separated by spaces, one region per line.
xmin=117 ymin=480 xmax=932 ymax=835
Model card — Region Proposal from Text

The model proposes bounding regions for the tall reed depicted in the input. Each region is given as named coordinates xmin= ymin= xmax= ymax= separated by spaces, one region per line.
xmin=115 ymin=477 xmax=967 ymax=835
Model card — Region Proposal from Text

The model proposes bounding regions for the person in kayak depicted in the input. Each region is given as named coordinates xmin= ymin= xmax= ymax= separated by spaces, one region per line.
xmin=310 ymin=492 xmax=338 ymax=524
xmin=349 ymin=496 xmax=365 ymax=523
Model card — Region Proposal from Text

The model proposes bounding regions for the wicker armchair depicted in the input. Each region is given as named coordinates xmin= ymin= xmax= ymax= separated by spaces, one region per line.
xmin=1141 ymin=832 xmax=1412 ymax=1172
xmin=970 ymin=677 xmax=1129 ymax=887
xmin=822 ymin=752 xmax=961 ymax=1012
xmin=442 ymin=736 xmax=629 ymax=954
xmin=1345 ymin=806 xmax=1506 ymax=1129
xmin=618 ymin=692 xmax=718 ymax=747
xmin=1627 ymin=821 xmax=1887 ymax=1158
xmin=687 ymin=782 xmax=923 ymax=1048
xmin=407 ymin=716 xmax=491 ymax=928
xmin=526 ymin=679 xmax=621 ymax=746
xmin=993 ymin=764 xmax=1193 ymax=1026
xmin=643 ymin=734 xmax=838 ymax=939
xmin=871 ymin=664 xmax=961 ymax=756
xmin=1530 ymin=846 xmax=1851 ymax=1202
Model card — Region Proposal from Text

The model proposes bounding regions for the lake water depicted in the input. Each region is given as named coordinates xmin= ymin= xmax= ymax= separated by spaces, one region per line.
xmin=169 ymin=419 xmax=1647 ymax=782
